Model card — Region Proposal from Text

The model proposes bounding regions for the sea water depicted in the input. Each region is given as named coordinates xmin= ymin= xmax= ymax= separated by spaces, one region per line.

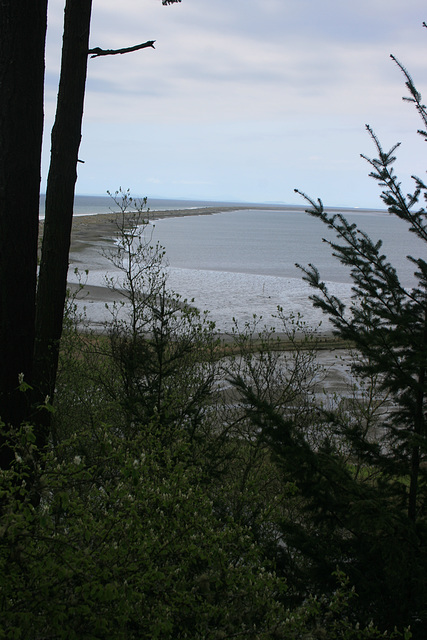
xmin=66 ymin=198 xmax=426 ymax=334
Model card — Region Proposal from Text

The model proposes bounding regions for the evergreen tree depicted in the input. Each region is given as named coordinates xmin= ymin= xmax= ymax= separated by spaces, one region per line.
xmin=297 ymin=56 xmax=427 ymax=525
xmin=233 ymin=56 xmax=427 ymax=636
xmin=0 ymin=0 xmax=182 ymax=458
xmin=0 ymin=1 xmax=47 ymax=461
xmin=295 ymin=55 xmax=427 ymax=635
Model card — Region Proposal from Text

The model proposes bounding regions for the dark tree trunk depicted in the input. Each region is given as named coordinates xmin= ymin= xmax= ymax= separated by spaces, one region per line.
xmin=33 ymin=0 xmax=93 ymax=430
xmin=0 ymin=1 xmax=47 ymax=464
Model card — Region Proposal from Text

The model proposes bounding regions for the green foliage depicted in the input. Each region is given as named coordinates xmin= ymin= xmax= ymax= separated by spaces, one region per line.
xmin=56 ymin=191 xmax=225 ymax=478
xmin=0 ymin=424 xmax=400 ymax=639
xmin=0 ymin=423 xmax=286 ymax=639
xmin=220 ymin=313 xmax=323 ymax=547
xmin=281 ymin=571 xmax=410 ymax=640
xmin=218 ymin=54 xmax=427 ymax=638
xmin=0 ymin=189 xmax=413 ymax=637
xmin=275 ymin=56 xmax=427 ymax=634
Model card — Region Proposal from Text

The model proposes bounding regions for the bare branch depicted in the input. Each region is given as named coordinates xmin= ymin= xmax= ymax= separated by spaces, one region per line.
xmin=88 ymin=41 xmax=155 ymax=59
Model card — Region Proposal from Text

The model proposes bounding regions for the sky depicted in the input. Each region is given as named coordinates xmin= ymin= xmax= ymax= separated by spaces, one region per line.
xmin=42 ymin=0 xmax=427 ymax=208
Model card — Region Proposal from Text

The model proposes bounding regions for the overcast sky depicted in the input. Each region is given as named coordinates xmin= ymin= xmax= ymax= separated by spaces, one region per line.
xmin=42 ymin=0 xmax=426 ymax=207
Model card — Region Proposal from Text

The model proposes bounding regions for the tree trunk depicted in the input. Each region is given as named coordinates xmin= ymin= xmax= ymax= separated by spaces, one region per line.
xmin=33 ymin=0 xmax=93 ymax=429
xmin=0 ymin=1 xmax=47 ymax=463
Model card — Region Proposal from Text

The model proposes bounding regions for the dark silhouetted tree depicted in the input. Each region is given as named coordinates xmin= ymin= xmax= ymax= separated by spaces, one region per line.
xmin=0 ymin=0 xmax=182 ymax=460
xmin=292 ymin=56 xmax=427 ymax=635
xmin=234 ymin=55 xmax=427 ymax=636
xmin=0 ymin=1 xmax=48 ymax=466
xmin=33 ymin=0 xmax=182 ymax=439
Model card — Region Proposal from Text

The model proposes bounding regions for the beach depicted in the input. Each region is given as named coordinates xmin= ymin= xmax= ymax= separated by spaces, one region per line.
xmin=68 ymin=205 xmax=254 ymax=244
xmin=49 ymin=203 xmax=355 ymax=337
xmin=38 ymin=205 xmax=247 ymax=308
xmin=48 ymin=205 xmax=355 ymax=394
xmin=64 ymin=205 xmax=256 ymax=314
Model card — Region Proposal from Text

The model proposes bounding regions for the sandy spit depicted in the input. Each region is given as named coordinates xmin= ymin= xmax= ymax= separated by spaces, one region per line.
xmin=69 ymin=206 xmax=254 ymax=248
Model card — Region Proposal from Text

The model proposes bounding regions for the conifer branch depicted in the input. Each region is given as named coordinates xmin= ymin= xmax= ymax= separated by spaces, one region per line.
xmin=391 ymin=54 xmax=427 ymax=135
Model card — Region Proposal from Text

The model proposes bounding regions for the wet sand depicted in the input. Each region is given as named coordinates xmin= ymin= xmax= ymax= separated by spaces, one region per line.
xmin=60 ymin=204 xmax=342 ymax=340
xmin=39 ymin=205 xmax=253 ymax=303
xmin=62 ymin=205 xmax=258 ymax=323
xmin=41 ymin=206 xmax=355 ymax=391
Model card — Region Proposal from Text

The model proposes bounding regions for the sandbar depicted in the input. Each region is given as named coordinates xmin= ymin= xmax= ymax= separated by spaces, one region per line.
xmin=55 ymin=205 xmax=353 ymax=391
xmin=68 ymin=205 xmax=254 ymax=252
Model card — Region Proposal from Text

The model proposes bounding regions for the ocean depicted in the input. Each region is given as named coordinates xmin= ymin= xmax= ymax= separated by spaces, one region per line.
xmin=65 ymin=196 xmax=426 ymax=334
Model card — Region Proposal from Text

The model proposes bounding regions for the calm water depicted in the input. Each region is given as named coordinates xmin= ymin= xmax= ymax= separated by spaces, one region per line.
xmin=151 ymin=207 xmax=422 ymax=287
xmin=67 ymin=197 xmax=427 ymax=333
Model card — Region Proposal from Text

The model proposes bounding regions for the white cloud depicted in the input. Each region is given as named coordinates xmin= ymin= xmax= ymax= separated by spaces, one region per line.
xmin=42 ymin=0 xmax=427 ymax=206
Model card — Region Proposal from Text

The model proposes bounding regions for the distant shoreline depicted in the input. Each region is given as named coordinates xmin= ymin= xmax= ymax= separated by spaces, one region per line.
xmin=39 ymin=201 xmax=389 ymax=248
xmin=71 ymin=204 xmax=255 ymax=228
xmin=38 ymin=205 xmax=257 ymax=251
xmin=41 ymin=203 xmax=356 ymax=394
xmin=60 ymin=205 xmax=355 ymax=393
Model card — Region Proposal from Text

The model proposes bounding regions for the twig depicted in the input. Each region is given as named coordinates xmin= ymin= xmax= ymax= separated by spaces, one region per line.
xmin=88 ymin=41 xmax=155 ymax=59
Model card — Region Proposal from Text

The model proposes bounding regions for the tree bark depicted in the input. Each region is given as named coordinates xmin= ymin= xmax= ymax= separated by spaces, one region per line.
xmin=33 ymin=0 xmax=93 ymax=427
xmin=0 ymin=1 xmax=47 ymax=460
xmin=89 ymin=40 xmax=155 ymax=58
